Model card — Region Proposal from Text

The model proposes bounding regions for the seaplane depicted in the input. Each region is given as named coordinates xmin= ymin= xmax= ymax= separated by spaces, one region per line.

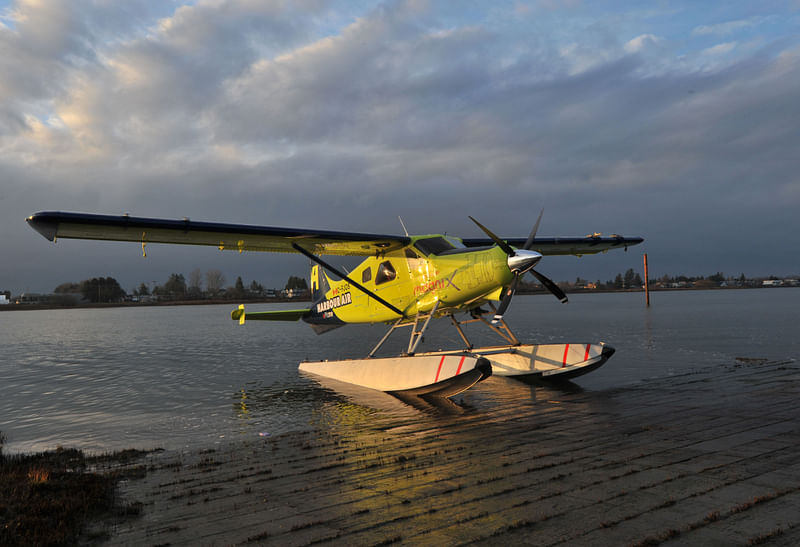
xmin=26 ymin=210 xmax=643 ymax=398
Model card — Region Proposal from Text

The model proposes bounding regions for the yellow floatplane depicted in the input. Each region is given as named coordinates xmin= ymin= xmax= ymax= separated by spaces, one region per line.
xmin=27 ymin=211 xmax=642 ymax=397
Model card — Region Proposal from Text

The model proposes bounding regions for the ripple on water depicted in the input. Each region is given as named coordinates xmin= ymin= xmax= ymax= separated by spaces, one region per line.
xmin=1 ymin=291 xmax=798 ymax=453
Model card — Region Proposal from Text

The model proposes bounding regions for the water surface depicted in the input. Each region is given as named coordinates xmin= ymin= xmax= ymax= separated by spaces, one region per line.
xmin=1 ymin=289 xmax=797 ymax=453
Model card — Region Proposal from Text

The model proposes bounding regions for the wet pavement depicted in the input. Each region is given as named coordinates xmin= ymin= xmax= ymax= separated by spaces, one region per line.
xmin=101 ymin=357 xmax=800 ymax=545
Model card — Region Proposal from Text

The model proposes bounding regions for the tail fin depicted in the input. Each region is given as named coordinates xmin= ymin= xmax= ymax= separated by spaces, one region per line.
xmin=306 ymin=264 xmax=345 ymax=334
xmin=310 ymin=264 xmax=331 ymax=303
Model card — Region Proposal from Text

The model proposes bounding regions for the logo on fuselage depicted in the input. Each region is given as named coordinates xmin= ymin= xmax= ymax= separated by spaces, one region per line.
xmin=413 ymin=271 xmax=461 ymax=296
xmin=315 ymin=292 xmax=352 ymax=314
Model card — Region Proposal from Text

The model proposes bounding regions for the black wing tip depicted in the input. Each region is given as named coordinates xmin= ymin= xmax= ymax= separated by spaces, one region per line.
xmin=26 ymin=212 xmax=59 ymax=241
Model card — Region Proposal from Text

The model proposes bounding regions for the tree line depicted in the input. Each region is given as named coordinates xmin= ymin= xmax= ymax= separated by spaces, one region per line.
xmin=54 ymin=277 xmax=126 ymax=303
xmin=519 ymin=270 xmax=794 ymax=292
xmin=54 ymin=270 xmax=308 ymax=303
xmin=45 ymin=268 xmax=795 ymax=305
xmin=519 ymin=268 xmax=645 ymax=291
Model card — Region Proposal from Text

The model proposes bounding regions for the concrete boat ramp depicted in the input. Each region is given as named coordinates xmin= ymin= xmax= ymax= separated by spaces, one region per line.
xmin=103 ymin=357 xmax=800 ymax=545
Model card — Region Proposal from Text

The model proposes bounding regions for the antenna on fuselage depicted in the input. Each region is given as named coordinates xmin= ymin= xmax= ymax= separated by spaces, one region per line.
xmin=398 ymin=216 xmax=409 ymax=237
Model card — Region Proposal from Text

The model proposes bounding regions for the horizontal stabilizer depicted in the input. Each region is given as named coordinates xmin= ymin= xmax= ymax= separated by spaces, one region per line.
xmin=231 ymin=306 xmax=310 ymax=323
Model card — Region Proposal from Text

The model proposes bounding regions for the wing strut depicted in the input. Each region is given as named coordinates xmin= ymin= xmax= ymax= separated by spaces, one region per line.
xmin=290 ymin=243 xmax=405 ymax=318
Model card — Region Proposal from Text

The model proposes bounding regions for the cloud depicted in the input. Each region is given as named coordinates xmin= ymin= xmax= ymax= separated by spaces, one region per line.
xmin=0 ymin=0 xmax=165 ymax=132
xmin=1 ymin=0 xmax=318 ymax=158
xmin=692 ymin=17 xmax=762 ymax=36
xmin=701 ymin=41 xmax=737 ymax=57
xmin=623 ymin=33 xmax=662 ymax=54
xmin=2 ymin=1 xmax=800 ymax=294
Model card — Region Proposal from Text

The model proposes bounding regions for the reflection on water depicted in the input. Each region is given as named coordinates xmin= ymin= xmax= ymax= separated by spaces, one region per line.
xmin=1 ymin=289 xmax=798 ymax=453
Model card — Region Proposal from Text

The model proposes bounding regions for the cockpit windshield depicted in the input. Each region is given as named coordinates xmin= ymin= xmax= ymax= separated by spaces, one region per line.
xmin=414 ymin=236 xmax=459 ymax=256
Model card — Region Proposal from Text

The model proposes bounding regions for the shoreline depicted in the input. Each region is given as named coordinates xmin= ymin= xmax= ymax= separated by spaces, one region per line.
xmin=1 ymin=285 xmax=795 ymax=312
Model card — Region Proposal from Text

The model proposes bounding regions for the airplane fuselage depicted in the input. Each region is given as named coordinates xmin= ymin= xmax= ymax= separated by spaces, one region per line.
xmin=309 ymin=236 xmax=514 ymax=325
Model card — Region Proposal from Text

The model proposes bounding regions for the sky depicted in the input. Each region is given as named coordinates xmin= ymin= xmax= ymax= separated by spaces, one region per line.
xmin=2 ymin=0 xmax=799 ymax=295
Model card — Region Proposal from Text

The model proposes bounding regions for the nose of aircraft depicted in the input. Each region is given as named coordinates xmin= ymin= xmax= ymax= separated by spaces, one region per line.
xmin=507 ymin=249 xmax=542 ymax=274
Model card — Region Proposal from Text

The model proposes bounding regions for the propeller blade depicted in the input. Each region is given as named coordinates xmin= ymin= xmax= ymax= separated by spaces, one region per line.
xmin=530 ymin=269 xmax=568 ymax=303
xmin=469 ymin=216 xmax=516 ymax=256
xmin=522 ymin=209 xmax=544 ymax=250
xmin=471 ymin=213 xmax=552 ymax=322
xmin=492 ymin=275 xmax=520 ymax=323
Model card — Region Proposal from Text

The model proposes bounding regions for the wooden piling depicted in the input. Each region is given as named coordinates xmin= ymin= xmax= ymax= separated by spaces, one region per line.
xmin=643 ymin=253 xmax=650 ymax=307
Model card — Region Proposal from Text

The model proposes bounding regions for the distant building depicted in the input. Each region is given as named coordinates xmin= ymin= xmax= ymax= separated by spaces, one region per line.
xmin=0 ymin=294 xmax=9 ymax=305
xmin=15 ymin=293 xmax=50 ymax=304
xmin=283 ymin=288 xmax=309 ymax=299
xmin=762 ymin=280 xmax=783 ymax=287
xmin=669 ymin=282 xmax=691 ymax=289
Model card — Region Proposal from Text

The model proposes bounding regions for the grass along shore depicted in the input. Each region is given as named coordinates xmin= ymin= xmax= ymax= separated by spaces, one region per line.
xmin=0 ymin=432 xmax=148 ymax=545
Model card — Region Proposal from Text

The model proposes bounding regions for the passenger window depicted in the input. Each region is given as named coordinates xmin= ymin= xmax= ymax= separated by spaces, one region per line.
xmin=362 ymin=267 xmax=372 ymax=283
xmin=375 ymin=261 xmax=397 ymax=285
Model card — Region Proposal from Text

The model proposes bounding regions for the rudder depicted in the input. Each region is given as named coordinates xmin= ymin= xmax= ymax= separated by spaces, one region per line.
xmin=305 ymin=265 xmax=346 ymax=334
xmin=310 ymin=264 xmax=332 ymax=303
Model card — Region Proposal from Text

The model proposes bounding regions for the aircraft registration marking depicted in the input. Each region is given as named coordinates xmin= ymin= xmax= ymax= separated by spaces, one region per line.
xmin=331 ymin=283 xmax=350 ymax=296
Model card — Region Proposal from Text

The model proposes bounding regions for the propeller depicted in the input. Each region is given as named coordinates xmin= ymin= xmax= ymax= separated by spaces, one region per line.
xmin=469 ymin=211 xmax=567 ymax=324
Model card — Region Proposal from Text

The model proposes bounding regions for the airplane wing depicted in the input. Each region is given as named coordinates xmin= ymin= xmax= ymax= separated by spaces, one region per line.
xmin=26 ymin=211 xmax=411 ymax=256
xmin=460 ymin=235 xmax=644 ymax=256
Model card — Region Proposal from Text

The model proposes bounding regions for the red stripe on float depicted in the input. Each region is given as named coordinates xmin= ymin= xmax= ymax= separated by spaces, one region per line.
xmin=455 ymin=355 xmax=465 ymax=375
xmin=584 ymin=344 xmax=591 ymax=362
xmin=435 ymin=355 xmax=446 ymax=382
xmin=562 ymin=344 xmax=570 ymax=367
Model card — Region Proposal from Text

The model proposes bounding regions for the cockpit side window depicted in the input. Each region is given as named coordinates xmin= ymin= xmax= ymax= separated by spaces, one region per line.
xmin=375 ymin=261 xmax=397 ymax=285
xmin=413 ymin=237 xmax=456 ymax=256
xmin=404 ymin=248 xmax=419 ymax=259
xmin=362 ymin=267 xmax=372 ymax=283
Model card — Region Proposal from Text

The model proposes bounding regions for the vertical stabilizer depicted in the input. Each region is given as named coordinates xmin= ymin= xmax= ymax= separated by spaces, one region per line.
xmin=310 ymin=265 xmax=332 ymax=303
xmin=305 ymin=265 xmax=346 ymax=334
